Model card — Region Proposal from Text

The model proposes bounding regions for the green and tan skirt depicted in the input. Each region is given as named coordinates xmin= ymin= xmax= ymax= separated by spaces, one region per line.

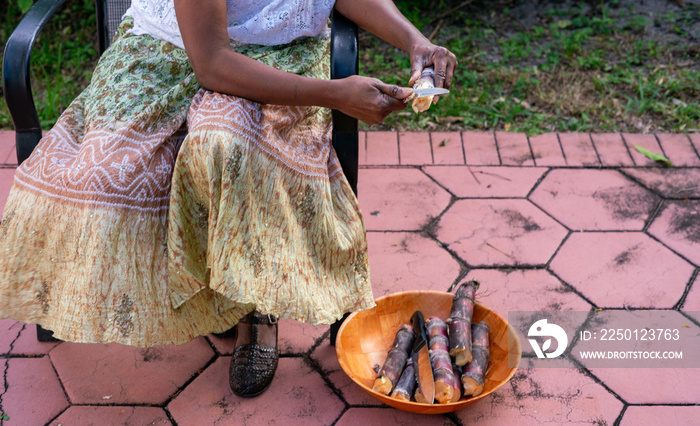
xmin=0 ymin=18 xmax=374 ymax=347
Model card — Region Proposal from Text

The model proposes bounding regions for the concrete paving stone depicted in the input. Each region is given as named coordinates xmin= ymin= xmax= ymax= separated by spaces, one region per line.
xmin=208 ymin=321 xmax=328 ymax=356
xmin=2 ymin=358 xmax=70 ymax=426
xmin=364 ymin=131 xmax=399 ymax=166
xmin=435 ymin=199 xmax=568 ymax=267
xmin=0 ymin=168 xmax=16 ymax=215
xmin=622 ymin=167 xmax=700 ymax=199
xmin=50 ymin=337 xmax=214 ymax=405
xmin=367 ymin=232 xmax=461 ymax=298
xmin=463 ymin=131 xmax=500 ymax=166
xmin=623 ymin=133 xmax=665 ymax=166
xmin=430 ymin=132 xmax=465 ymax=165
xmin=648 ymin=200 xmax=700 ymax=266
xmin=620 ymin=406 xmax=700 ymax=426
xmin=530 ymin=169 xmax=658 ymax=231
xmin=168 ymin=356 xmax=345 ymax=425
xmin=454 ymin=360 xmax=623 ymax=425
xmin=423 ymin=166 xmax=546 ymax=199
xmin=591 ymin=133 xmax=635 ymax=167
xmin=681 ymin=274 xmax=700 ymax=323
xmin=495 ymin=131 xmax=534 ymax=166
xmin=335 ymin=408 xmax=452 ymax=425
xmin=558 ymin=133 xmax=600 ymax=166
xmin=528 ymin=133 xmax=566 ymax=167
xmin=588 ymin=367 xmax=700 ymax=404
xmin=358 ymin=132 xmax=367 ymax=166
xmin=10 ymin=322 xmax=62 ymax=355
xmin=656 ymin=134 xmax=700 ymax=166
xmin=550 ymin=232 xmax=694 ymax=308
xmin=0 ymin=319 xmax=22 ymax=355
xmin=398 ymin=132 xmax=432 ymax=165
xmin=0 ymin=131 xmax=17 ymax=165
xmin=49 ymin=406 xmax=171 ymax=425
xmin=311 ymin=342 xmax=384 ymax=406
xmin=689 ymin=133 xmax=700 ymax=157
xmin=358 ymin=168 xmax=452 ymax=231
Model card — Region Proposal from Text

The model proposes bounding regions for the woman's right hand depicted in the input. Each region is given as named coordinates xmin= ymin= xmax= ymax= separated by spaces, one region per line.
xmin=334 ymin=75 xmax=413 ymax=125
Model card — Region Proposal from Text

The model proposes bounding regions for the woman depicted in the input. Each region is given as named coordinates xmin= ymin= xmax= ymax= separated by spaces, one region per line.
xmin=0 ymin=0 xmax=456 ymax=397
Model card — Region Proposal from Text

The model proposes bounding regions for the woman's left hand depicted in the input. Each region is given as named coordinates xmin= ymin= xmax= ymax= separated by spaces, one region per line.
xmin=408 ymin=42 xmax=457 ymax=91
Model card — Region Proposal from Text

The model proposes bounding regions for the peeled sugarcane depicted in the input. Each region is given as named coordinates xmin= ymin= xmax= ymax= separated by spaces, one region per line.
xmin=448 ymin=280 xmax=479 ymax=366
xmin=414 ymin=387 xmax=430 ymax=404
xmin=426 ymin=317 xmax=456 ymax=404
xmin=390 ymin=357 xmax=417 ymax=401
xmin=409 ymin=66 xmax=436 ymax=113
xmin=450 ymin=362 xmax=463 ymax=402
xmin=461 ymin=321 xmax=490 ymax=397
xmin=373 ymin=324 xmax=415 ymax=395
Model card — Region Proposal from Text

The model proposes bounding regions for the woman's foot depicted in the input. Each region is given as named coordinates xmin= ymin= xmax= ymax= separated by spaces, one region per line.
xmin=229 ymin=311 xmax=279 ymax=397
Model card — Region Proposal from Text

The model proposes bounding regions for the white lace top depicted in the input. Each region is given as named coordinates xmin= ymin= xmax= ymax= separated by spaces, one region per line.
xmin=124 ymin=0 xmax=335 ymax=49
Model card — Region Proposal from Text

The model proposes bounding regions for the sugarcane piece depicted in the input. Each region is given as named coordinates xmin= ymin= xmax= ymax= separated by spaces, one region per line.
xmin=372 ymin=324 xmax=415 ymax=395
xmin=426 ymin=317 xmax=456 ymax=404
xmin=450 ymin=362 xmax=463 ymax=402
xmin=448 ymin=280 xmax=479 ymax=366
xmin=410 ymin=66 xmax=436 ymax=113
xmin=390 ymin=357 xmax=417 ymax=401
xmin=414 ymin=387 xmax=431 ymax=404
xmin=461 ymin=321 xmax=490 ymax=397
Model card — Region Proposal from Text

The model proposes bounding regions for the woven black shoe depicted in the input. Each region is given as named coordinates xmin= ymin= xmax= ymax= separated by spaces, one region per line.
xmin=229 ymin=311 xmax=279 ymax=397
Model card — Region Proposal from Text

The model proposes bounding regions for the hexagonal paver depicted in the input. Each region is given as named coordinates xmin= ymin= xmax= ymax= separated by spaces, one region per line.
xmin=558 ymin=133 xmax=599 ymax=166
xmin=550 ymin=232 xmax=694 ymax=308
xmin=10 ymin=323 xmax=61 ymax=356
xmin=623 ymin=133 xmax=665 ymax=166
xmin=436 ymin=199 xmax=568 ymax=267
xmin=464 ymin=269 xmax=592 ymax=357
xmin=335 ymin=408 xmax=450 ymax=425
xmin=423 ymin=166 xmax=546 ymax=198
xmin=454 ymin=360 xmax=623 ymax=425
xmin=591 ymin=133 xmax=634 ymax=167
xmin=587 ymin=367 xmax=700 ymax=404
xmin=367 ymin=232 xmax=461 ymax=298
xmin=2 ymin=358 xmax=69 ymax=425
xmin=656 ymin=134 xmax=700 ymax=166
xmin=648 ymin=200 xmax=700 ymax=266
xmin=496 ymin=132 xmax=534 ymax=166
xmin=622 ymin=167 xmax=700 ymax=199
xmin=621 ymin=406 xmax=700 ymax=425
xmin=358 ymin=169 xmax=451 ymax=231
xmin=529 ymin=133 xmax=566 ymax=166
xmin=681 ymin=273 xmax=700 ymax=324
xmin=208 ymin=320 xmax=327 ymax=355
xmin=0 ymin=319 xmax=21 ymax=354
xmin=431 ymin=132 xmax=465 ymax=165
xmin=168 ymin=357 xmax=345 ymax=425
xmin=50 ymin=406 xmax=170 ymax=425
xmin=530 ymin=169 xmax=658 ymax=231
xmin=50 ymin=337 xmax=214 ymax=404
xmin=311 ymin=342 xmax=383 ymax=406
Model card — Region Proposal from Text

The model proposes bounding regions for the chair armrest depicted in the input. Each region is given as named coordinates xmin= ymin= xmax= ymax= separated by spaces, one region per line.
xmin=2 ymin=0 xmax=67 ymax=164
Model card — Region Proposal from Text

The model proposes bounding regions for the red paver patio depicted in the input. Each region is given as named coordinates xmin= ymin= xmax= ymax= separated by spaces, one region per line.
xmin=1 ymin=130 xmax=699 ymax=425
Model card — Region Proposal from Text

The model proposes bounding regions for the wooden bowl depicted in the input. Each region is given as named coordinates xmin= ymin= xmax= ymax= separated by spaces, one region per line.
xmin=335 ymin=290 xmax=521 ymax=414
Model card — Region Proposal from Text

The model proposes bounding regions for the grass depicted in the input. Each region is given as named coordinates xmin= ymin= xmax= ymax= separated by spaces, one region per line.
xmin=0 ymin=0 xmax=698 ymax=134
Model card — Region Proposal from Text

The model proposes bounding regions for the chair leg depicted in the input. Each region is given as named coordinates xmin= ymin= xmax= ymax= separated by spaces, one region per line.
xmin=330 ymin=313 xmax=350 ymax=346
xmin=36 ymin=325 xmax=60 ymax=342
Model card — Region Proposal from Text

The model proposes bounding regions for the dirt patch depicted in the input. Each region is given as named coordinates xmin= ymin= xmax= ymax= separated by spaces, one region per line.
xmin=668 ymin=201 xmax=700 ymax=243
xmin=613 ymin=243 xmax=641 ymax=266
xmin=592 ymin=186 xmax=658 ymax=221
xmin=501 ymin=208 xmax=543 ymax=231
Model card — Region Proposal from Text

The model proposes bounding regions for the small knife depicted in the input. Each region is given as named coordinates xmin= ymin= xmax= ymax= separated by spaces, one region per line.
xmin=404 ymin=87 xmax=450 ymax=102
xmin=411 ymin=310 xmax=435 ymax=404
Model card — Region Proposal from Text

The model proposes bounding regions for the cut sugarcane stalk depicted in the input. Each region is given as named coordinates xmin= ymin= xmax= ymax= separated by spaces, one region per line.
xmin=461 ymin=321 xmax=490 ymax=397
xmin=372 ymin=324 xmax=415 ymax=395
xmin=450 ymin=362 xmax=463 ymax=402
xmin=411 ymin=66 xmax=435 ymax=113
xmin=448 ymin=280 xmax=480 ymax=366
xmin=390 ymin=357 xmax=417 ymax=401
xmin=426 ymin=317 xmax=456 ymax=404
xmin=414 ymin=387 xmax=431 ymax=404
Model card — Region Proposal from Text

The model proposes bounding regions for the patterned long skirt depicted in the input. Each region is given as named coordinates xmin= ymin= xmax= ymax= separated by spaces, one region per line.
xmin=0 ymin=19 xmax=374 ymax=347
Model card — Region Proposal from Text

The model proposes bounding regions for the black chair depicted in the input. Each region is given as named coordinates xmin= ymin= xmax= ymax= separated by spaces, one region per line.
xmin=2 ymin=0 xmax=359 ymax=345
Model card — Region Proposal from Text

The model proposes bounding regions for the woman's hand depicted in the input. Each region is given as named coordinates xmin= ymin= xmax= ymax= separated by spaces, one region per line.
xmin=408 ymin=42 xmax=458 ymax=90
xmin=335 ymin=75 xmax=413 ymax=125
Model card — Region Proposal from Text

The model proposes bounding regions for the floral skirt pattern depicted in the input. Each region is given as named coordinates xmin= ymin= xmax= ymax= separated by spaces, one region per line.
xmin=0 ymin=18 xmax=374 ymax=347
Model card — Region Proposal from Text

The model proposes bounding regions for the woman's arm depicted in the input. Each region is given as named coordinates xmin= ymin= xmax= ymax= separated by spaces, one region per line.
xmin=334 ymin=0 xmax=457 ymax=90
xmin=173 ymin=0 xmax=411 ymax=124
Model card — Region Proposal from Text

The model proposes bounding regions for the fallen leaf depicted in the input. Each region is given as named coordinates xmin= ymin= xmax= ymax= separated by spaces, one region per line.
xmin=439 ymin=138 xmax=448 ymax=147
xmin=557 ymin=19 xmax=572 ymax=29
xmin=440 ymin=116 xmax=464 ymax=124
xmin=634 ymin=145 xmax=673 ymax=166
xmin=504 ymin=123 xmax=512 ymax=131
xmin=672 ymin=98 xmax=688 ymax=108
xmin=683 ymin=324 xmax=690 ymax=328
